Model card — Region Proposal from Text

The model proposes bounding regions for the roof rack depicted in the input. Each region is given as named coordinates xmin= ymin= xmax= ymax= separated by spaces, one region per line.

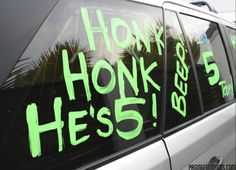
xmin=190 ymin=1 xmax=218 ymax=13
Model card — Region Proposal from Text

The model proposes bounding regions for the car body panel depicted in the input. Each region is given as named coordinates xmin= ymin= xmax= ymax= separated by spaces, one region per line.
xmin=164 ymin=103 xmax=235 ymax=169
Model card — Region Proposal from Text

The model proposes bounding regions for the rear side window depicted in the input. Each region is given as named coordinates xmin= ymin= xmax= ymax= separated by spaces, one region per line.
xmin=0 ymin=0 xmax=164 ymax=169
xmin=225 ymin=27 xmax=236 ymax=64
xmin=180 ymin=14 xmax=235 ymax=112
xmin=164 ymin=10 xmax=202 ymax=130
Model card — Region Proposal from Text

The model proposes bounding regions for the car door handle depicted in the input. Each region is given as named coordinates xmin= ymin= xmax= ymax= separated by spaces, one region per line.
xmin=208 ymin=156 xmax=223 ymax=170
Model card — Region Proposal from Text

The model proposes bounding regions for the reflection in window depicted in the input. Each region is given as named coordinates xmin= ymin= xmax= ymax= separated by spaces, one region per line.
xmin=180 ymin=14 xmax=235 ymax=112
xmin=0 ymin=0 xmax=164 ymax=169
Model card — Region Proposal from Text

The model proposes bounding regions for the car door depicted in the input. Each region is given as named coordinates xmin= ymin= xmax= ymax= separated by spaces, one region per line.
xmin=163 ymin=3 xmax=236 ymax=170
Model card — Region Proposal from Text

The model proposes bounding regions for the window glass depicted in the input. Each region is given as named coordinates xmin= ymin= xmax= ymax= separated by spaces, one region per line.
xmin=164 ymin=11 xmax=202 ymax=130
xmin=180 ymin=14 xmax=235 ymax=112
xmin=0 ymin=0 xmax=164 ymax=169
xmin=225 ymin=27 xmax=236 ymax=64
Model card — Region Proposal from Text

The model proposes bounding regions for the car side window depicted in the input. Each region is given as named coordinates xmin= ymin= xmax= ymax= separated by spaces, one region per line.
xmin=225 ymin=27 xmax=236 ymax=64
xmin=180 ymin=14 xmax=235 ymax=112
xmin=164 ymin=10 xmax=202 ymax=130
xmin=0 ymin=0 xmax=164 ymax=169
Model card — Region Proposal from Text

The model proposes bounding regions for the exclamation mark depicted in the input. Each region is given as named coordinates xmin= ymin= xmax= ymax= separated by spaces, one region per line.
xmin=152 ymin=93 xmax=157 ymax=127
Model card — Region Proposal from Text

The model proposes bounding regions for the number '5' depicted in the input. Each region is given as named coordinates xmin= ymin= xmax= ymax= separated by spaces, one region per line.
xmin=115 ymin=97 xmax=145 ymax=140
xmin=202 ymin=51 xmax=220 ymax=86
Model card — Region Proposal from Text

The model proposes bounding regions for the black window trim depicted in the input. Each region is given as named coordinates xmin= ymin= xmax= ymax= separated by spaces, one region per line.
xmin=160 ymin=5 xmax=168 ymax=136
